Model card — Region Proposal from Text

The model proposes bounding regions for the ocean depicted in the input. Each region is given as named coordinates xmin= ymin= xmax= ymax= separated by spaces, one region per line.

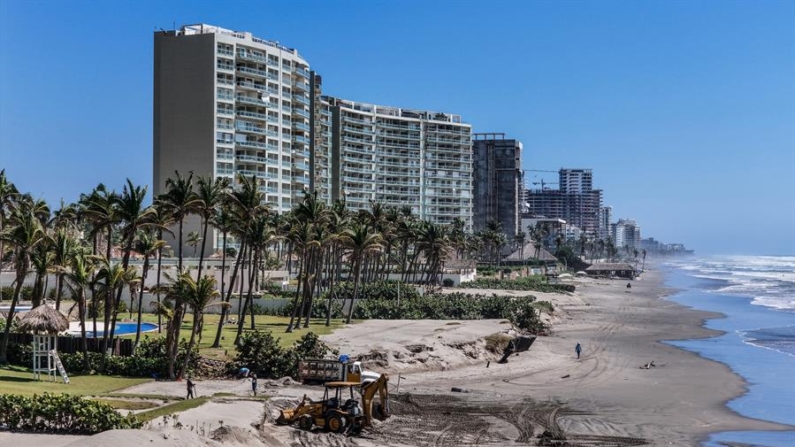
xmin=663 ymin=255 xmax=795 ymax=447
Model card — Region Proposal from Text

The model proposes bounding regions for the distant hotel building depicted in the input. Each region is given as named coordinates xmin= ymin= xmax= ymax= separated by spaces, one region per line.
xmin=599 ymin=206 xmax=613 ymax=240
xmin=317 ymin=96 xmax=473 ymax=230
xmin=524 ymin=169 xmax=603 ymax=234
xmin=612 ymin=218 xmax=641 ymax=251
xmin=472 ymin=133 xmax=522 ymax=238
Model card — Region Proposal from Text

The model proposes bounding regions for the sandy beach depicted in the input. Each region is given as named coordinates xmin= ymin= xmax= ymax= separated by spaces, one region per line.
xmin=2 ymin=269 xmax=790 ymax=446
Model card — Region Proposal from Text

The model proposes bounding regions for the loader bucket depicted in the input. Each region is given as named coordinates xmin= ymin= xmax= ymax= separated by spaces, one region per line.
xmin=276 ymin=409 xmax=295 ymax=425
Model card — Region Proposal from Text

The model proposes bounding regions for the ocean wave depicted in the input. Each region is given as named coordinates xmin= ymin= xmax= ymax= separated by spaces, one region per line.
xmin=674 ymin=255 xmax=795 ymax=311
xmin=738 ymin=326 xmax=795 ymax=357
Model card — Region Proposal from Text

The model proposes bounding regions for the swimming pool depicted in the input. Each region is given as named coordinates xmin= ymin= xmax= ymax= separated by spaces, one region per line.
xmin=68 ymin=322 xmax=159 ymax=337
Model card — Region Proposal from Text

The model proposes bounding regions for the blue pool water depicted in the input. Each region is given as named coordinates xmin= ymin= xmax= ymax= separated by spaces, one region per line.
xmin=86 ymin=322 xmax=158 ymax=337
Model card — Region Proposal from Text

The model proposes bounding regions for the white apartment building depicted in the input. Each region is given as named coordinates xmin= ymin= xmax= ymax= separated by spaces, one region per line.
xmin=599 ymin=206 xmax=613 ymax=240
xmin=154 ymin=24 xmax=316 ymax=254
xmin=611 ymin=218 xmax=641 ymax=251
xmin=318 ymin=97 xmax=474 ymax=230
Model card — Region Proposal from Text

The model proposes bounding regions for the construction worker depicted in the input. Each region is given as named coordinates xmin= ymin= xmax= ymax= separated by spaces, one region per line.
xmin=575 ymin=342 xmax=582 ymax=359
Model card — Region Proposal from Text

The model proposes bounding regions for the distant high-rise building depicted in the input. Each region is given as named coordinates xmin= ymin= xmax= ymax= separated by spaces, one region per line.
xmin=612 ymin=218 xmax=641 ymax=251
xmin=472 ymin=133 xmax=522 ymax=239
xmin=599 ymin=206 xmax=613 ymax=240
xmin=524 ymin=168 xmax=602 ymax=234
xmin=153 ymin=24 xmax=316 ymax=254
xmin=317 ymin=96 xmax=473 ymax=230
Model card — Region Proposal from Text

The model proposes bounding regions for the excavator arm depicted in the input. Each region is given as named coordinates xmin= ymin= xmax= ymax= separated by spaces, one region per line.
xmin=361 ymin=373 xmax=390 ymax=426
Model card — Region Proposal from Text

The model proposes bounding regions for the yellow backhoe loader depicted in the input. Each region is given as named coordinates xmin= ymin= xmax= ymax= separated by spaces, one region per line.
xmin=276 ymin=373 xmax=390 ymax=434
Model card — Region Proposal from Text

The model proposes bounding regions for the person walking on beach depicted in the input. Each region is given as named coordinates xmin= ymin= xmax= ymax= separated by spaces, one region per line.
xmin=251 ymin=373 xmax=258 ymax=397
xmin=575 ymin=342 xmax=582 ymax=359
xmin=186 ymin=378 xmax=196 ymax=399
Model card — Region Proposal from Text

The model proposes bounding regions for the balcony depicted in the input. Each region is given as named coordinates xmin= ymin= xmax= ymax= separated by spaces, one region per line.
xmin=216 ymin=139 xmax=234 ymax=146
xmin=292 ymin=108 xmax=310 ymax=119
xmin=293 ymin=67 xmax=309 ymax=78
xmin=236 ymin=140 xmax=269 ymax=150
xmin=344 ymin=126 xmax=375 ymax=136
xmin=216 ymin=153 xmax=234 ymax=160
xmin=237 ymin=51 xmax=268 ymax=64
xmin=236 ymin=95 xmax=272 ymax=107
xmin=294 ymin=122 xmax=310 ymax=133
xmin=217 ymin=48 xmax=234 ymax=56
xmin=217 ymin=64 xmax=234 ymax=72
xmin=237 ymin=110 xmax=278 ymax=123
xmin=294 ymin=162 xmax=309 ymax=171
xmin=217 ymin=108 xmax=234 ymax=116
xmin=293 ymin=81 xmax=310 ymax=91
xmin=377 ymin=140 xmax=420 ymax=150
xmin=236 ymin=154 xmax=267 ymax=163
xmin=236 ymin=66 xmax=268 ymax=78
xmin=292 ymin=135 xmax=309 ymax=145
xmin=342 ymin=145 xmax=374 ymax=156
xmin=236 ymin=123 xmax=277 ymax=137
xmin=292 ymin=94 xmax=309 ymax=105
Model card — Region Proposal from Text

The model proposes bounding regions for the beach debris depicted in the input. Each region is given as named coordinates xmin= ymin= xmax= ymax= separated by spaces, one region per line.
xmin=451 ymin=387 xmax=468 ymax=393
xmin=560 ymin=374 xmax=570 ymax=379
xmin=639 ymin=361 xmax=656 ymax=369
xmin=498 ymin=335 xmax=537 ymax=364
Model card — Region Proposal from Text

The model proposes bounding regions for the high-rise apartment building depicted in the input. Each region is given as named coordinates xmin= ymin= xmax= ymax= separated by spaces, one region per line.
xmin=599 ymin=206 xmax=613 ymax=240
xmin=612 ymin=218 xmax=641 ymax=251
xmin=524 ymin=168 xmax=603 ymax=234
xmin=472 ymin=133 xmax=522 ymax=238
xmin=317 ymin=96 xmax=474 ymax=230
xmin=153 ymin=24 xmax=317 ymax=253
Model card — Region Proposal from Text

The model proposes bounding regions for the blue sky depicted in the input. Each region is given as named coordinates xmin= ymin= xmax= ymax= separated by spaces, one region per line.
xmin=1 ymin=1 xmax=793 ymax=255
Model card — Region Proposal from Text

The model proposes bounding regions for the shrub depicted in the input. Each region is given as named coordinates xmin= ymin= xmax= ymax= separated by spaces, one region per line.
xmin=233 ymin=331 xmax=337 ymax=379
xmin=442 ymin=278 xmax=455 ymax=287
xmin=0 ymin=286 xmax=14 ymax=300
xmin=21 ymin=286 xmax=34 ymax=301
xmin=509 ymin=300 xmax=546 ymax=334
xmin=0 ymin=393 xmax=142 ymax=433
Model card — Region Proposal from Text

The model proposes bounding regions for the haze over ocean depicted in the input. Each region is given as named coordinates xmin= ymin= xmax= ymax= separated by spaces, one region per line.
xmin=663 ymin=255 xmax=795 ymax=446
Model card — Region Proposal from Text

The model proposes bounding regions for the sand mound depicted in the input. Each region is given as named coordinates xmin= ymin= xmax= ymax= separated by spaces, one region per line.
xmin=62 ymin=429 xmax=223 ymax=447
xmin=211 ymin=425 xmax=269 ymax=446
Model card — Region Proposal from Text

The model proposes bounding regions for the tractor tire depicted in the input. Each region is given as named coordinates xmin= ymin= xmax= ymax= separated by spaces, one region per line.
xmin=325 ymin=414 xmax=345 ymax=434
xmin=298 ymin=415 xmax=313 ymax=431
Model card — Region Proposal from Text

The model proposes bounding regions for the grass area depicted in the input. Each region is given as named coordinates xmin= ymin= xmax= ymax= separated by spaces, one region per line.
xmin=133 ymin=313 xmax=346 ymax=360
xmin=0 ymin=365 xmax=151 ymax=397
xmin=135 ymin=396 xmax=211 ymax=423
xmin=102 ymin=392 xmax=183 ymax=401
xmin=93 ymin=398 xmax=159 ymax=410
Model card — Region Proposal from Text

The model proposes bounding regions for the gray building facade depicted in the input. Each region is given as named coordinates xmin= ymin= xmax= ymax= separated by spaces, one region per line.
xmin=472 ymin=133 xmax=522 ymax=238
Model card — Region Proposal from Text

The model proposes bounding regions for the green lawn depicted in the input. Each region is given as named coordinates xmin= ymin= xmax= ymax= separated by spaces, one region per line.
xmin=133 ymin=313 xmax=346 ymax=359
xmin=0 ymin=365 xmax=151 ymax=397
xmin=135 ymin=396 xmax=211 ymax=423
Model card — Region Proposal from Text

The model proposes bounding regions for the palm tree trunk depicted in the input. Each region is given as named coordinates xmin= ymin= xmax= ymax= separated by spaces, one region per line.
xmin=211 ymin=234 xmax=240 ymax=348
xmin=134 ymin=257 xmax=149 ymax=347
xmin=235 ymin=248 xmax=257 ymax=345
xmin=100 ymin=228 xmax=113 ymax=367
xmin=286 ymin=252 xmax=305 ymax=333
xmin=155 ymin=240 xmax=163 ymax=333
xmin=248 ymin=249 xmax=259 ymax=331
xmin=0 ymin=273 xmax=25 ymax=364
xmin=325 ymin=244 xmax=336 ymax=327
xmin=345 ymin=258 xmax=362 ymax=324
xmin=179 ymin=309 xmax=200 ymax=379
xmin=197 ymin=218 xmax=210 ymax=280
xmin=78 ymin=291 xmax=90 ymax=371
xmin=55 ymin=274 xmax=64 ymax=311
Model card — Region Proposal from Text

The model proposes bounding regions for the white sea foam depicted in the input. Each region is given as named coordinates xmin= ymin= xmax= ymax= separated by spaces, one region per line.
xmin=671 ymin=255 xmax=795 ymax=311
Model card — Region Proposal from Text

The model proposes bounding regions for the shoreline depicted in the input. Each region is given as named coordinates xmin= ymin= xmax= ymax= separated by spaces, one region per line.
xmin=324 ymin=268 xmax=792 ymax=446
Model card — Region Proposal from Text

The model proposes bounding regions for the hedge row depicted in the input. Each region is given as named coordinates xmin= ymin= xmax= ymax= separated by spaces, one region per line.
xmin=232 ymin=331 xmax=337 ymax=379
xmin=6 ymin=336 xmax=199 ymax=378
xmin=461 ymin=277 xmax=576 ymax=293
xmin=0 ymin=393 xmax=141 ymax=434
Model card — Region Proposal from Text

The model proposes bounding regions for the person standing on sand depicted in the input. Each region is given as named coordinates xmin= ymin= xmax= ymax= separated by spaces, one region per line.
xmin=251 ymin=373 xmax=258 ymax=396
xmin=575 ymin=342 xmax=582 ymax=359
xmin=186 ymin=378 xmax=196 ymax=399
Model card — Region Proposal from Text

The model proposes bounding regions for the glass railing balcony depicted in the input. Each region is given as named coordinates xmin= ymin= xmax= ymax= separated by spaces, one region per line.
xmin=294 ymin=162 xmax=309 ymax=171
xmin=216 ymin=139 xmax=234 ymax=146
xmin=293 ymin=67 xmax=309 ymax=78
xmin=292 ymin=108 xmax=310 ymax=118
xmin=217 ymin=64 xmax=234 ymax=72
xmin=217 ymin=48 xmax=234 ymax=56
xmin=236 ymin=66 xmax=268 ymax=78
xmin=236 ymin=110 xmax=271 ymax=122
xmin=377 ymin=140 xmax=420 ymax=150
xmin=237 ymin=51 xmax=268 ymax=64
xmin=236 ymin=140 xmax=269 ymax=150
xmin=344 ymin=126 xmax=375 ymax=135
xmin=217 ymin=78 xmax=235 ymax=86
xmin=343 ymin=166 xmax=373 ymax=175
xmin=343 ymin=146 xmax=374 ymax=156
xmin=293 ymin=81 xmax=310 ymax=91
xmin=267 ymin=73 xmax=279 ymax=81
xmin=216 ymin=168 xmax=235 ymax=175
xmin=342 ymin=115 xmax=370 ymax=125
xmin=236 ymin=154 xmax=268 ymax=163
xmin=292 ymin=176 xmax=310 ymax=184
xmin=216 ymin=123 xmax=234 ymax=130
xmin=294 ymin=122 xmax=310 ymax=132
xmin=217 ymin=93 xmax=234 ymax=101
xmin=236 ymin=95 xmax=271 ymax=107
xmin=236 ymin=81 xmax=267 ymax=92
xmin=236 ymin=169 xmax=261 ymax=177
xmin=342 ymin=155 xmax=373 ymax=164
xmin=217 ymin=108 xmax=234 ymax=116
xmin=292 ymin=135 xmax=309 ymax=144
xmin=267 ymin=59 xmax=279 ymax=67
xmin=216 ymin=153 xmax=234 ymax=160
xmin=265 ymin=144 xmax=280 ymax=152
xmin=292 ymin=94 xmax=309 ymax=105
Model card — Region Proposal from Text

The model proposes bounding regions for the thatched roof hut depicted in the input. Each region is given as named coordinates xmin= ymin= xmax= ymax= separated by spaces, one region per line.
xmin=16 ymin=304 xmax=69 ymax=334
xmin=585 ymin=263 xmax=637 ymax=279
xmin=503 ymin=242 xmax=559 ymax=265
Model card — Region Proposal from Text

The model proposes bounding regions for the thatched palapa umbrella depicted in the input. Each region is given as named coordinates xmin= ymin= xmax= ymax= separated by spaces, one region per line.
xmin=17 ymin=303 xmax=70 ymax=383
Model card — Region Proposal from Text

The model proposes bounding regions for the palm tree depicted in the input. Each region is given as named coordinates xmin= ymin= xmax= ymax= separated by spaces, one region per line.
xmin=156 ymin=171 xmax=199 ymax=379
xmin=195 ymin=176 xmax=230 ymax=279
xmin=187 ymin=231 xmax=202 ymax=257
xmin=0 ymin=198 xmax=47 ymax=364
xmin=108 ymin=180 xmax=155 ymax=349
xmin=515 ymin=231 xmax=526 ymax=273
xmin=415 ymin=222 xmax=450 ymax=286
xmin=178 ymin=274 xmax=224 ymax=378
xmin=0 ymin=169 xmax=19 ymax=267
xmin=29 ymin=240 xmax=54 ymax=308
xmin=149 ymin=205 xmax=173 ymax=333
xmin=93 ymin=256 xmax=138 ymax=366
xmin=62 ymin=250 xmax=95 ymax=371
xmin=641 ymin=249 xmax=647 ymax=271
xmin=341 ymin=222 xmax=383 ymax=324
xmin=210 ymin=206 xmax=236 ymax=348
xmin=157 ymin=171 xmax=199 ymax=271
xmin=50 ymin=229 xmax=76 ymax=311
xmin=133 ymin=231 xmax=166 ymax=347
